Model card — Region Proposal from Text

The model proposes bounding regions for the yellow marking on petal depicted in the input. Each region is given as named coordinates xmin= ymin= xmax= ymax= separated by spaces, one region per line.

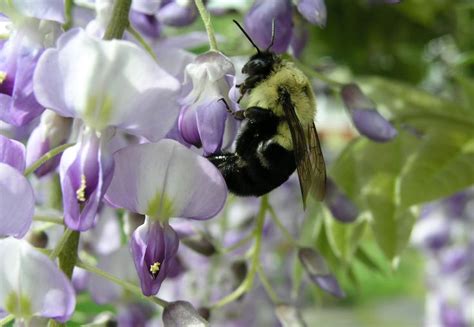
xmin=84 ymin=95 xmax=113 ymax=131
xmin=150 ymin=261 xmax=161 ymax=275
xmin=76 ymin=174 xmax=87 ymax=202
xmin=5 ymin=292 xmax=32 ymax=319
xmin=147 ymin=192 xmax=175 ymax=222
xmin=0 ymin=71 xmax=7 ymax=84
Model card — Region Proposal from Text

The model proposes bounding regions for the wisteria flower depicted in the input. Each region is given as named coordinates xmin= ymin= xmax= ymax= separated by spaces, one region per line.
xmin=341 ymin=83 xmax=397 ymax=142
xmin=0 ymin=134 xmax=34 ymax=238
xmin=178 ymin=51 xmax=236 ymax=155
xmin=0 ymin=237 xmax=75 ymax=322
xmin=33 ymin=28 xmax=181 ymax=230
xmin=244 ymin=0 xmax=293 ymax=53
xmin=106 ymin=139 xmax=227 ymax=294
xmin=158 ymin=0 xmax=198 ymax=27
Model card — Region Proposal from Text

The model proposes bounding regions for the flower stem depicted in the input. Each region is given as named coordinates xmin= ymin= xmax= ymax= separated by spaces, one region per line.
xmin=268 ymin=205 xmax=299 ymax=247
xmin=194 ymin=0 xmax=218 ymax=51
xmin=211 ymin=195 xmax=268 ymax=308
xmin=59 ymin=230 xmax=80 ymax=279
xmin=77 ymin=260 xmax=169 ymax=307
xmin=24 ymin=143 xmax=74 ymax=177
xmin=126 ymin=26 xmax=158 ymax=61
xmin=256 ymin=264 xmax=280 ymax=303
xmin=33 ymin=215 xmax=64 ymax=225
xmin=63 ymin=0 xmax=74 ymax=30
xmin=49 ymin=228 xmax=74 ymax=260
xmin=103 ymin=0 xmax=132 ymax=40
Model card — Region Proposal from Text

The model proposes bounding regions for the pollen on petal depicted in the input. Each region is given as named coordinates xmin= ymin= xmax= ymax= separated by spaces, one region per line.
xmin=149 ymin=261 xmax=161 ymax=278
xmin=0 ymin=71 xmax=7 ymax=84
xmin=76 ymin=174 xmax=87 ymax=202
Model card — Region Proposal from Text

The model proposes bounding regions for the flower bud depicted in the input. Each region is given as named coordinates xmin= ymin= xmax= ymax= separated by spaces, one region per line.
xmin=298 ymin=247 xmax=346 ymax=298
xmin=341 ymin=83 xmax=397 ymax=142
xmin=296 ymin=0 xmax=327 ymax=27
xmin=162 ymin=301 xmax=209 ymax=327
xmin=181 ymin=233 xmax=216 ymax=256
xmin=325 ymin=179 xmax=358 ymax=223
xmin=275 ymin=304 xmax=307 ymax=327
xmin=158 ymin=1 xmax=198 ymax=27
xmin=244 ymin=0 xmax=293 ymax=53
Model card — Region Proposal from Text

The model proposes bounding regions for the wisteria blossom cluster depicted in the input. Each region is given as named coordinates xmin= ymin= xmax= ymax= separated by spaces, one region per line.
xmin=0 ymin=0 xmax=403 ymax=325
xmin=412 ymin=189 xmax=474 ymax=327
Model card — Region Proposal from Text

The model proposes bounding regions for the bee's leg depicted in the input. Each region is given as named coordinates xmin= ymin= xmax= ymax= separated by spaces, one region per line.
xmin=218 ymin=98 xmax=245 ymax=121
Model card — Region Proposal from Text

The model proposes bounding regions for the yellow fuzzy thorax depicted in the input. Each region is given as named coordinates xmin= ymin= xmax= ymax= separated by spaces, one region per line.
xmin=244 ymin=61 xmax=316 ymax=150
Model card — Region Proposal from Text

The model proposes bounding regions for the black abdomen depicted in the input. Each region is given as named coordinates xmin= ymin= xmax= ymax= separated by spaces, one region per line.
xmin=207 ymin=107 xmax=296 ymax=197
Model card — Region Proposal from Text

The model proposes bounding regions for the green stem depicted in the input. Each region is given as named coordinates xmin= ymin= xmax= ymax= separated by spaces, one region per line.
xmin=126 ymin=26 xmax=158 ymax=61
xmin=268 ymin=205 xmax=299 ymax=247
xmin=63 ymin=0 xmax=74 ymax=30
xmin=59 ymin=230 xmax=80 ymax=279
xmin=256 ymin=264 xmax=280 ymax=303
xmin=0 ymin=314 xmax=14 ymax=325
xmin=33 ymin=215 xmax=64 ymax=225
xmin=194 ymin=0 xmax=218 ymax=51
xmin=49 ymin=228 xmax=74 ymax=260
xmin=24 ymin=143 xmax=74 ymax=177
xmin=211 ymin=195 xmax=268 ymax=308
xmin=103 ymin=0 xmax=132 ymax=40
xmin=77 ymin=261 xmax=169 ymax=307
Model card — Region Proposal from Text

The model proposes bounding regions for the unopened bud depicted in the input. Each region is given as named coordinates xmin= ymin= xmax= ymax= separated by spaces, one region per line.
xmin=163 ymin=301 xmax=209 ymax=327
xmin=181 ymin=233 xmax=216 ymax=256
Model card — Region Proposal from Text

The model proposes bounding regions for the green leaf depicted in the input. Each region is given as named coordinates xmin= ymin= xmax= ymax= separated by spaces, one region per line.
xmin=365 ymin=174 xmax=417 ymax=260
xmin=324 ymin=208 xmax=367 ymax=263
xmin=358 ymin=77 xmax=474 ymax=130
xmin=399 ymin=129 xmax=474 ymax=207
xmin=331 ymin=133 xmax=421 ymax=260
xmin=354 ymin=246 xmax=386 ymax=275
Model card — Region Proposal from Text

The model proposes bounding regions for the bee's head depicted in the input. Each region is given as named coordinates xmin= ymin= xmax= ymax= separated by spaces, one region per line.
xmin=233 ymin=19 xmax=279 ymax=76
xmin=242 ymin=51 xmax=279 ymax=75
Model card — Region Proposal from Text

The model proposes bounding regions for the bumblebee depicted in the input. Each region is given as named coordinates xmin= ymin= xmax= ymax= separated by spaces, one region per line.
xmin=208 ymin=21 xmax=326 ymax=206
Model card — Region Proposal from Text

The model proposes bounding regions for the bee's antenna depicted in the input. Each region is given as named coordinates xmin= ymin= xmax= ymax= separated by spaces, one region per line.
xmin=233 ymin=19 xmax=261 ymax=54
xmin=266 ymin=19 xmax=276 ymax=51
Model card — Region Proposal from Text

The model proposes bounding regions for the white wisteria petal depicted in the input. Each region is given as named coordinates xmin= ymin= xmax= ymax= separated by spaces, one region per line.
xmin=105 ymin=139 xmax=227 ymax=220
xmin=0 ymin=163 xmax=34 ymax=238
xmin=0 ymin=238 xmax=75 ymax=322
xmin=34 ymin=29 xmax=181 ymax=141
xmin=0 ymin=0 xmax=65 ymax=23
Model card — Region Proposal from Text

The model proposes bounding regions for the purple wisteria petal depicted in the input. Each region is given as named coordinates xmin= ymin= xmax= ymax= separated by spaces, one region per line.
xmin=325 ymin=178 xmax=358 ymax=223
xmin=26 ymin=111 xmax=72 ymax=177
xmin=0 ymin=163 xmax=34 ymax=238
xmin=117 ymin=302 xmax=155 ymax=327
xmin=244 ymin=0 xmax=293 ymax=53
xmin=179 ymin=51 xmax=235 ymax=153
xmin=0 ymin=0 xmax=65 ymax=23
xmin=59 ymin=129 xmax=114 ymax=231
xmin=290 ymin=23 xmax=309 ymax=58
xmin=131 ymin=220 xmax=179 ymax=296
xmin=0 ymin=37 xmax=44 ymax=126
xmin=158 ymin=1 xmax=198 ymax=27
xmin=0 ymin=133 xmax=25 ymax=171
xmin=129 ymin=11 xmax=161 ymax=38
xmin=105 ymin=139 xmax=227 ymax=220
xmin=297 ymin=0 xmax=327 ymax=27
xmin=34 ymin=28 xmax=180 ymax=141
xmin=341 ymin=83 xmax=397 ymax=142
xmin=0 ymin=238 xmax=75 ymax=322
xmin=132 ymin=0 xmax=162 ymax=14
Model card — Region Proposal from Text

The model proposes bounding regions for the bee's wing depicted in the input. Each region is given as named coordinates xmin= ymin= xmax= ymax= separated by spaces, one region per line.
xmin=280 ymin=89 xmax=326 ymax=208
